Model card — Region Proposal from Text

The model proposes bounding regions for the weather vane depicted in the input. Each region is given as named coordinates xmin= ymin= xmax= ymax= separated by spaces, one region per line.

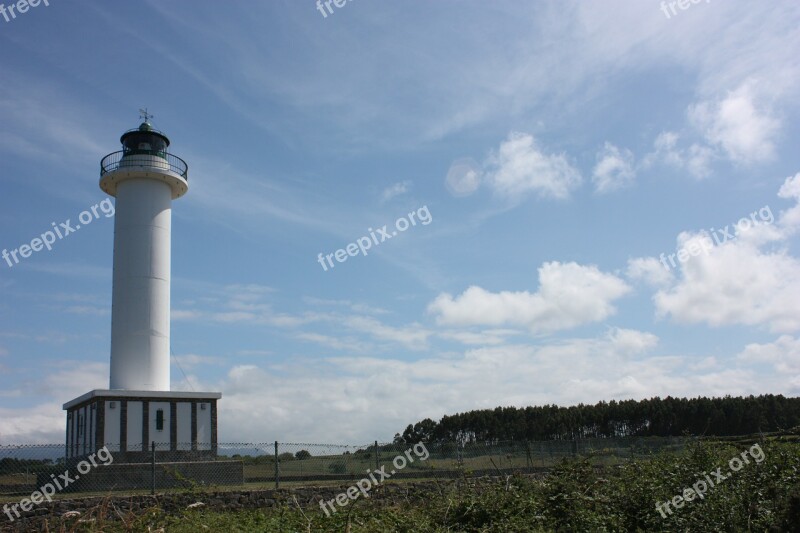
xmin=139 ymin=107 xmax=153 ymax=123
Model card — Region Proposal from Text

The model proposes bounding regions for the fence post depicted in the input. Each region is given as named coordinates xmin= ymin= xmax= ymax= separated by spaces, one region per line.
xmin=150 ymin=441 xmax=156 ymax=495
xmin=526 ymin=441 xmax=532 ymax=468
xmin=274 ymin=441 xmax=279 ymax=489
xmin=374 ymin=440 xmax=379 ymax=472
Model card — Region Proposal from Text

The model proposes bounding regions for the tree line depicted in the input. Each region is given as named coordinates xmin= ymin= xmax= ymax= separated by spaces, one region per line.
xmin=395 ymin=395 xmax=800 ymax=444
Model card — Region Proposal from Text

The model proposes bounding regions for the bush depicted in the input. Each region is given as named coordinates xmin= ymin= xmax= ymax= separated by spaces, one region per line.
xmin=774 ymin=481 xmax=800 ymax=532
xmin=328 ymin=462 xmax=347 ymax=474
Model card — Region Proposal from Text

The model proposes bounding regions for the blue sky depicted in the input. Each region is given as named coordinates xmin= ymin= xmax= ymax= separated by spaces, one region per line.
xmin=1 ymin=0 xmax=799 ymax=444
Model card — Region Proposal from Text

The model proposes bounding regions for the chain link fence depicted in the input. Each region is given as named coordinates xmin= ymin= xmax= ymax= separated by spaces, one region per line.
xmin=0 ymin=436 xmax=690 ymax=500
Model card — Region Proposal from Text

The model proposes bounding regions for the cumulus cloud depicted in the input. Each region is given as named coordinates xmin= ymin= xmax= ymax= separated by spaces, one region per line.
xmin=605 ymin=328 xmax=659 ymax=356
xmin=592 ymin=142 xmax=636 ymax=193
xmin=446 ymin=133 xmax=582 ymax=200
xmin=654 ymin=235 xmax=800 ymax=332
xmin=428 ymin=262 xmax=630 ymax=333
xmin=626 ymin=257 xmax=674 ymax=287
xmin=777 ymin=172 xmax=800 ymax=232
xmin=689 ymin=80 xmax=780 ymax=164
xmin=738 ymin=335 xmax=800 ymax=375
xmin=779 ymin=173 xmax=800 ymax=200
xmin=650 ymin=176 xmax=800 ymax=333
xmin=485 ymin=132 xmax=582 ymax=200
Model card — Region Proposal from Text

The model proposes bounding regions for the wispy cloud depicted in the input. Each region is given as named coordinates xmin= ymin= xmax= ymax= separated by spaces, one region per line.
xmin=381 ymin=181 xmax=412 ymax=203
xmin=593 ymin=142 xmax=636 ymax=193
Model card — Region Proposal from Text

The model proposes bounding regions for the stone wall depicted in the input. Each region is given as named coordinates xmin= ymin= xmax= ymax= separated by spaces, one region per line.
xmin=0 ymin=476 xmax=505 ymax=531
xmin=35 ymin=460 xmax=244 ymax=492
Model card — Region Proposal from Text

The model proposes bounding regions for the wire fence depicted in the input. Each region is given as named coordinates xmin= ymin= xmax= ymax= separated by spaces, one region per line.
xmin=0 ymin=436 xmax=691 ymax=499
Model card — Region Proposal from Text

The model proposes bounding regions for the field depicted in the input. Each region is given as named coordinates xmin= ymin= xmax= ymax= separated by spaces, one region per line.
xmin=4 ymin=439 xmax=799 ymax=532
xmin=232 ymin=437 xmax=689 ymax=485
xmin=0 ymin=436 xmax=690 ymax=503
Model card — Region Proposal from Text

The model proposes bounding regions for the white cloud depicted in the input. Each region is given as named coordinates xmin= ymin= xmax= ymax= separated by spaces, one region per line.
xmin=65 ymin=305 xmax=110 ymax=316
xmin=626 ymin=257 xmax=674 ymax=287
xmin=0 ymin=403 xmax=68 ymax=444
xmin=690 ymin=357 xmax=718 ymax=372
xmin=172 ymin=310 xmax=203 ymax=320
xmin=437 ymin=329 xmax=520 ymax=346
xmin=174 ymin=284 xmax=316 ymax=328
xmin=650 ymin=132 xmax=683 ymax=167
xmin=654 ymin=227 xmax=800 ymax=333
xmin=173 ymin=283 xmax=434 ymax=352
xmin=689 ymin=80 xmax=780 ymax=164
xmin=446 ymin=133 xmax=582 ymax=201
xmin=381 ymin=180 xmax=412 ymax=202
xmin=777 ymin=173 xmax=800 ymax=233
xmin=592 ymin=142 xmax=635 ymax=193
xmin=237 ymin=349 xmax=273 ymax=357
xmin=606 ymin=327 xmax=659 ymax=355
xmin=428 ymin=261 xmax=630 ymax=333
xmin=738 ymin=336 xmax=800 ymax=375
xmin=208 ymin=328 xmax=780 ymax=443
xmin=685 ymin=144 xmax=715 ymax=179
xmin=1 ymin=327 xmax=795 ymax=445
xmin=302 ymin=297 xmax=389 ymax=316
xmin=172 ymin=354 xmax=225 ymax=369
xmin=779 ymin=172 xmax=800 ymax=200
xmin=644 ymin=132 xmax=714 ymax=179
xmin=295 ymin=332 xmax=371 ymax=352
xmin=484 ymin=132 xmax=582 ymax=200
xmin=0 ymin=362 xmax=108 ymax=443
xmin=632 ymin=176 xmax=800 ymax=333
xmin=342 ymin=316 xmax=432 ymax=351
xmin=651 ymin=179 xmax=800 ymax=333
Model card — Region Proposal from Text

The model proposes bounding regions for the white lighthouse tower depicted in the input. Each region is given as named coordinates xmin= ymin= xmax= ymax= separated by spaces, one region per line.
xmin=63 ymin=112 xmax=221 ymax=462
xmin=105 ymin=112 xmax=184 ymax=391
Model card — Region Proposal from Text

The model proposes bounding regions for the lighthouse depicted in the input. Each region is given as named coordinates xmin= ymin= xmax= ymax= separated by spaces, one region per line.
xmin=104 ymin=113 xmax=185 ymax=391
xmin=62 ymin=112 xmax=221 ymax=462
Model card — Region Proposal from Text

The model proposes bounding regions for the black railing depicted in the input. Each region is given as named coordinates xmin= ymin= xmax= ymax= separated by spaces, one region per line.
xmin=100 ymin=150 xmax=188 ymax=179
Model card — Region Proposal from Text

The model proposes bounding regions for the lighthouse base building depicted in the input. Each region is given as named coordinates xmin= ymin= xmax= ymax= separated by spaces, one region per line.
xmin=63 ymin=390 xmax=220 ymax=462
